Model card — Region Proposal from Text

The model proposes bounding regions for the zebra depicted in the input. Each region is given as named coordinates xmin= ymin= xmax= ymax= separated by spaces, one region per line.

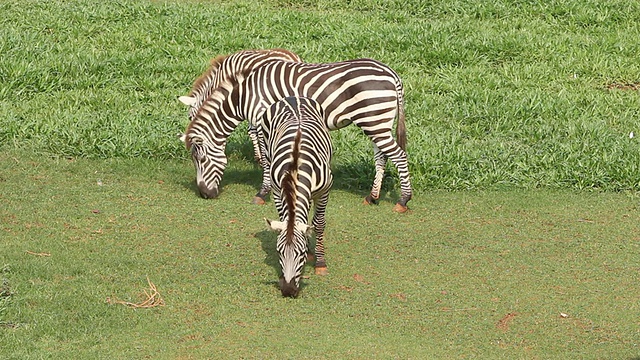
xmin=180 ymin=57 xmax=412 ymax=212
xmin=263 ymin=96 xmax=333 ymax=297
xmin=178 ymin=48 xmax=302 ymax=166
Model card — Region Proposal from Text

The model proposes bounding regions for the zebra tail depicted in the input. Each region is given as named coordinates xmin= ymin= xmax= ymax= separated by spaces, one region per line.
xmin=282 ymin=128 xmax=302 ymax=244
xmin=396 ymin=92 xmax=407 ymax=152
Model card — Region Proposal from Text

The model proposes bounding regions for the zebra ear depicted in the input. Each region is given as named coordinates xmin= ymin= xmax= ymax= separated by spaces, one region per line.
xmin=178 ymin=96 xmax=197 ymax=107
xmin=266 ymin=218 xmax=286 ymax=232
xmin=296 ymin=223 xmax=313 ymax=236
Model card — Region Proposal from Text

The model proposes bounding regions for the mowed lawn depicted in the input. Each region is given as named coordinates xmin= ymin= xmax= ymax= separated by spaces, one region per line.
xmin=1 ymin=150 xmax=639 ymax=358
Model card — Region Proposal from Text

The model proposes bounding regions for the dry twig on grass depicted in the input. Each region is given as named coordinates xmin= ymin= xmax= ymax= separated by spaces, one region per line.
xmin=26 ymin=250 xmax=51 ymax=257
xmin=106 ymin=277 xmax=165 ymax=308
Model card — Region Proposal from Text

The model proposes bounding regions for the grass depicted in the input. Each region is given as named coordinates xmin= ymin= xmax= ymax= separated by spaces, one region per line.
xmin=2 ymin=0 xmax=640 ymax=358
xmin=0 ymin=264 xmax=14 ymax=329
xmin=1 ymin=0 xmax=640 ymax=191
xmin=1 ymin=149 xmax=639 ymax=358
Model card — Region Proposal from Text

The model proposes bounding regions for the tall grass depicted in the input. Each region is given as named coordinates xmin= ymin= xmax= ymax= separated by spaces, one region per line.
xmin=1 ymin=0 xmax=639 ymax=191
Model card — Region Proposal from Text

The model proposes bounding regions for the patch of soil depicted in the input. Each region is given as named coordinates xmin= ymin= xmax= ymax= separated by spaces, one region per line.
xmin=497 ymin=312 xmax=517 ymax=331
xmin=606 ymin=82 xmax=640 ymax=91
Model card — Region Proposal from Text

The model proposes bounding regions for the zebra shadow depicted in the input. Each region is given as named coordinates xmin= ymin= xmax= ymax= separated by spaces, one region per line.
xmin=224 ymin=137 xmax=402 ymax=204
xmin=178 ymin=178 xmax=201 ymax=196
xmin=219 ymin=161 xmax=401 ymax=205
xmin=254 ymin=229 xmax=281 ymax=290
xmin=176 ymin=164 xmax=263 ymax=198
xmin=179 ymin=137 xmax=402 ymax=205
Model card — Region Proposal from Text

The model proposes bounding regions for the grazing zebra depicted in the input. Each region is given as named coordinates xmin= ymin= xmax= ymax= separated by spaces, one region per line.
xmin=263 ymin=96 xmax=333 ymax=297
xmin=179 ymin=48 xmax=302 ymax=164
xmin=180 ymin=58 xmax=412 ymax=212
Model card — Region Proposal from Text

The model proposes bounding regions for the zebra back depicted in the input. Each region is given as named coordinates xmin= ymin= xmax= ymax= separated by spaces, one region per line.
xmin=264 ymin=97 xmax=331 ymax=240
xmin=281 ymin=129 xmax=302 ymax=245
xmin=263 ymin=96 xmax=333 ymax=297
xmin=183 ymin=49 xmax=302 ymax=119
xmin=240 ymin=58 xmax=402 ymax=131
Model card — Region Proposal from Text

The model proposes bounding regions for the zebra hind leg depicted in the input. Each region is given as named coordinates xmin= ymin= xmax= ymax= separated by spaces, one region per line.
xmin=390 ymin=190 xmax=411 ymax=213
xmin=366 ymin=136 xmax=412 ymax=213
xmin=364 ymin=147 xmax=386 ymax=206
xmin=388 ymin=149 xmax=412 ymax=213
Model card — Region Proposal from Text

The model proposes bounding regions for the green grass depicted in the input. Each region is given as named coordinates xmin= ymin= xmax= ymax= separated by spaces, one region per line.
xmin=1 ymin=0 xmax=640 ymax=191
xmin=1 ymin=149 xmax=639 ymax=358
xmin=2 ymin=0 xmax=640 ymax=358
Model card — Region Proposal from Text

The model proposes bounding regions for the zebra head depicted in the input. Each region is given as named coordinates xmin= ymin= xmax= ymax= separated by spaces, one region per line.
xmin=180 ymin=132 xmax=227 ymax=199
xmin=266 ymin=219 xmax=312 ymax=297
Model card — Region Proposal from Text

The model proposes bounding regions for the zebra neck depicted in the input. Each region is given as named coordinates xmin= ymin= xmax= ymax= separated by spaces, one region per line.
xmin=192 ymin=76 xmax=215 ymax=109
xmin=190 ymin=86 xmax=244 ymax=140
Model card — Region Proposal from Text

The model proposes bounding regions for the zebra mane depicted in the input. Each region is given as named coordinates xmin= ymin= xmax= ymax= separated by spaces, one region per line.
xmin=264 ymin=48 xmax=303 ymax=62
xmin=184 ymin=75 xmax=239 ymax=148
xmin=282 ymin=128 xmax=302 ymax=245
xmin=188 ymin=54 xmax=228 ymax=97
xmin=190 ymin=49 xmax=296 ymax=97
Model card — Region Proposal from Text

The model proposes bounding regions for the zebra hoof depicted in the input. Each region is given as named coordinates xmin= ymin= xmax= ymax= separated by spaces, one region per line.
xmin=363 ymin=195 xmax=378 ymax=205
xmin=315 ymin=266 xmax=328 ymax=276
xmin=252 ymin=196 xmax=266 ymax=205
xmin=392 ymin=203 xmax=408 ymax=213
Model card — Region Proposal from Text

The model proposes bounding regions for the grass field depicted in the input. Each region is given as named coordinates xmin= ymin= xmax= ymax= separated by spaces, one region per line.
xmin=1 ymin=0 xmax=640 ymax=191
xmin=1 ymin=149 xmax=639 ymax=358
xmin=2 ymin=0 xmax=640 ymax=358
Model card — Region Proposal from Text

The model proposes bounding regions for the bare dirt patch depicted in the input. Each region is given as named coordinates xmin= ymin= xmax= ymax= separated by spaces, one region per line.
xmin=497 ymin=312 xmax=518 ymax=331
xmin=605 ymin=82 xmax=640 ymax=91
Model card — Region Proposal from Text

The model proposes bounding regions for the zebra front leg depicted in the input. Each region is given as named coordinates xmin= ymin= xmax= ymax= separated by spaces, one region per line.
xmin=364 ymin=145 xmax=386 ymax=206
xmin=247 ymin=127 xmax=263 ymax=164
xmin=252 ymin=129 xmax=271 ymax=205
xmin=312 ymin=191 xmax=330 ymax=276
xmin=252 ymin=158 xmax=271 ymax=204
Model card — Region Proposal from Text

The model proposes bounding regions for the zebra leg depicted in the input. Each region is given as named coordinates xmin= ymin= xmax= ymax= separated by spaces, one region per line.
xmin=247 ymin=127 xmax=263 ymax=164
xmin=364 ymin=145 xmax=386 ymax=205
xmin=252 ymin=128 xmax=271 ymax=205
xmin=386 ymin=147 xmax=412 ymax=213
xmin=312 ymin=191 xmax=330 ymax=276
xmin=253 ymin=162 xmax=271 ymax=204
xmin=366 ymin=135 xmax=412 ymax=212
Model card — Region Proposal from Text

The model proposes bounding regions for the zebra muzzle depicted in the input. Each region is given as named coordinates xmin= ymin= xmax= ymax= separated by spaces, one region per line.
xmin=279 ymin=276 xmax=299 ymax=298
xmin=197 ymin=183 xmax=219 ymax=199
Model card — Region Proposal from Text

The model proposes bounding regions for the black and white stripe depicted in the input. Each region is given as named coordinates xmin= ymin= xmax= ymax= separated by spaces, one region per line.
xmin=179 ymin=49 xmax=302 ymax=163
xmin=181 ymin=57 xmax=412 ymax=211
xmin=264 ymin=96 xmax=332 ymax=297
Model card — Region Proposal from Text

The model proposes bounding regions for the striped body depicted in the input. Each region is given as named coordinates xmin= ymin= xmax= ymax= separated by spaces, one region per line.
xmin=263 ymin=97 xmax=333 ymax=297
xmin=183 ymin=57 xmax=412 ymax=210
xmin=179 ymin=49 xmax=302 ymax=165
